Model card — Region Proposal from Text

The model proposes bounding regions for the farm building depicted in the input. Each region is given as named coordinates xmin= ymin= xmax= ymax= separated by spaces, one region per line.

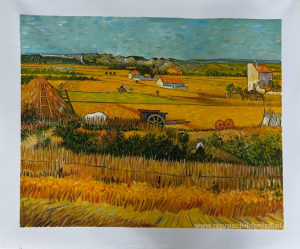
xmin=156 ymin=77 xmax=188 ymax=89
xmin=167 ymin=67 xmax=183 ymax=75
xmin=21 ymin=77 xmax=74 ymax=117
xmin=247 ymin=62 xmax=273 ymax=94
xmin=128 ymin=71 xmax=141 ymax=79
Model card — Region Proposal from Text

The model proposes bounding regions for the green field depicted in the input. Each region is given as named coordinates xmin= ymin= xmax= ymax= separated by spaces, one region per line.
xmin=68 ymin=91 xmax=190 ymax=104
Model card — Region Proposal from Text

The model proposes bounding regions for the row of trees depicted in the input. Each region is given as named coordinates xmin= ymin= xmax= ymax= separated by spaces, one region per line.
xmin=105 ymin=72 xmax=117 ymax=76
xmin=206 ymin=70 xmax=247 ymax=77
xmin=21 ymin=68 xmax=83 ymax=75
xmin=21 ymin=74 xmax=98 ymax=85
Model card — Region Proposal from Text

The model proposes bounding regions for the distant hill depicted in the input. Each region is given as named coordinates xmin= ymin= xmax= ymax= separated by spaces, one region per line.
xmin=21 ymin=54 xmax=81 ymax=65
xmin=21 ymin=53 xmax=281 ymax=75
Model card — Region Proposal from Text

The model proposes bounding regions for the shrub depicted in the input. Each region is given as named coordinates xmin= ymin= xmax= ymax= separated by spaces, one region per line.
xmin=269 ymin=80 xmax=281 ymax=92
xmin=54 ymin=121 xmax=98 ymax=154
xmin=21 ymin=103 xmax=38 ymax=124
xmin=21 ymin=123 xmax=51 ymax=141
xmin=54 ymin=121 xmax=205 ymax=161
xmin=36 ymin=132 xmax=51 ymax=148
xmin=234 ymin=86 xmax=243 ymax=94
xmin=205 ymin=133 xmax=282 ymax=166
xmin=21 ymin=75 xmax=36 ymax=85
xmin=226 ymin=83 xmax=235 ymax=93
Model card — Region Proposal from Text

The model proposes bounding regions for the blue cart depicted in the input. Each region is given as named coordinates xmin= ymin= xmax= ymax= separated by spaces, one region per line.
xmin=138 ymin=109 xmax=189 ymax=127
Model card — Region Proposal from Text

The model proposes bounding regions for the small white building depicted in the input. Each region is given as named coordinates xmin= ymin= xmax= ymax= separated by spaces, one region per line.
xmin=156 ymin=77 xmax=188 ymax=89
xmin=127 ymin=71 xmax=141 ymax=79
xmin=247 ymin=62 xmax=273 ymax=94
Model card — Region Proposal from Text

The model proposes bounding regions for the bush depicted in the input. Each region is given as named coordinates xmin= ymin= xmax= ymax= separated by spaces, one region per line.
xmin=269 ymin=80 xmax=281 ymax=92
xmin=54 ymin=121 xmax=211 ymax=161
xmin=36 ymin=132 xmax=51 ymax=148
xmin=234 ymin=86 xmax=243 ymax=94
xmin=21 ymin=75 xmax=36 ymax=85
xmin=21 ymin=103 xmax=38 ymax=124
xmin=206 ymin=133 xmax=282 ymax=166
xmin=54 ymin=122 xmax=98 ymax=154
xmin=82 ymin=123 xmax=142 ymax=132
xmin=21 ymin=123 xmax=52 ymax=141
xmin=226 ymin=83 xmax=235 ymax=93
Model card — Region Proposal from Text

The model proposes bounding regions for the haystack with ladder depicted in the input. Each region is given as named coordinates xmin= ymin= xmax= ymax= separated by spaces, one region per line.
xmin=21 ymin=77 xmax=75 ymax=118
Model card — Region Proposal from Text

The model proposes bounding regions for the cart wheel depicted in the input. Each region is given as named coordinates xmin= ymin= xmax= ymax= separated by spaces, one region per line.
xmin=224 ymin=119 xmax=235 ymax=129
xmin=215 ymin=120 xmax=225 ymax=130
xmin=250 ymin=93 xmax=258 ymax=101
xmin=147 ymin=114 xmax=165 ymax=127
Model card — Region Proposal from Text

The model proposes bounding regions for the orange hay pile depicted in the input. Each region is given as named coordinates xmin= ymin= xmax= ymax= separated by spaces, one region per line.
xmin=21 ymin=77 xmax=74 ymax=116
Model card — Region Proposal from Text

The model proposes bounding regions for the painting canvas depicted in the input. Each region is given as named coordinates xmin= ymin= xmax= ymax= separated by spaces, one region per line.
xmin=20 ymin=15 xmax=283 ymax=229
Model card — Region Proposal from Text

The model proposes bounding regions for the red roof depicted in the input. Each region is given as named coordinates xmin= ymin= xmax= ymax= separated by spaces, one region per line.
xmin=129 ymin=71 xmax=140 ymax=75
xmin=160 ymin=77 xmax=185 ymax=85
xmin=253 ymin=63 xmax=272 ymax=73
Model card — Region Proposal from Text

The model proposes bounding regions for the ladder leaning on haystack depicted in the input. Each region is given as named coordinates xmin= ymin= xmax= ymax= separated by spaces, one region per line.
xmin=39 ymin=81 xmax=53 ymax=117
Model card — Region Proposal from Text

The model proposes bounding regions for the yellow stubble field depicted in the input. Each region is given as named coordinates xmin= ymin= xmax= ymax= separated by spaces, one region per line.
xmin=123 ymin=104 xmax=282 ymax=128
xmin=72 ymin=101 xmax=281 ymax=128
xmin=22 ymin=63 xmax=250 ymax=97
xmin=23 ymin=64 xmax=282 ymax=128
xmin=48 ymin=76 xmax=247 ymax=97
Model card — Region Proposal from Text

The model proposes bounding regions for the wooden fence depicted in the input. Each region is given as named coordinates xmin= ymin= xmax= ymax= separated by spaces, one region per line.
xmin=21 ymin=146 xmax=283 ymax=190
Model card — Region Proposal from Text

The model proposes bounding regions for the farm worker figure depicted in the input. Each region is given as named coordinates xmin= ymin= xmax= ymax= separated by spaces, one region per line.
xmin=196 ymin=137 xmax=205 ymax=151
xmin=120 ymin=85 xmax=124 ymax=88
xmin=59 ymin=82 xmax=63 ymax=89
xmin=190 ymin=137 xmax=206 ymax=161
xmin=156 ymin=90 xmax=160 ymax=97
xmin=218 ymin=135 xmax=224 ymax=144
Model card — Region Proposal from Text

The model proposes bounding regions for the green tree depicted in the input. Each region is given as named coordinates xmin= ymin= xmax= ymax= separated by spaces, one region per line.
xmin=234 ymin=86 xmax=243 ymax=94
xmin=226 ymin=83 xmax=235 ymax=93
xmin=269 ymin=80 xmax=281 ymax=92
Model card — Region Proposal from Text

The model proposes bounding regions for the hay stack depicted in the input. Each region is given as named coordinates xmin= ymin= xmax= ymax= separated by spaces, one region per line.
xmin=21 ymin=77 xmax=74 ymax=117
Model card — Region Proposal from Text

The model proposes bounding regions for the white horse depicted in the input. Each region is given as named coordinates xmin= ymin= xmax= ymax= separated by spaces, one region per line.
xmin=83 ymin=112 xmax=109 ymax=125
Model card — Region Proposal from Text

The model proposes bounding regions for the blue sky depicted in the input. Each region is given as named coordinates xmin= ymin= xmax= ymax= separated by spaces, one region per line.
xmin=20 ymin=15 xmax=281 ymax=60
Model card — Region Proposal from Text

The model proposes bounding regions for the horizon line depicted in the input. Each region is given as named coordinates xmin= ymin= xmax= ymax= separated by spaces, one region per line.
xmin=20 ymin=53 xmax=281 ymax=62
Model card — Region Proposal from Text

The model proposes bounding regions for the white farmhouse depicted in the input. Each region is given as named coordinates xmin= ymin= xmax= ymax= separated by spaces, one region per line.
xmin=247 ymin=62 xmax=273 ymax=94
xmin=127 ymin=71 xmax=141 ymax=79
xmin=156 ymin=77 xmax=188 ymax=89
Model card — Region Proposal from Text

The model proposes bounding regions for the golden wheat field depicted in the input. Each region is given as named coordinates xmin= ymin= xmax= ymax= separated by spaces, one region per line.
xmin=124 ymin=104 xmax=281 ymax=128
xmin=20 ymin=176 xmax=283 ymax=217
xmin=22 ymin=63 xmax=255 ymax=96
xmin=20 ymin=197 xmax=284 ymax=228
xmin=26 ymin=63 xmax=280 ymax=130
xmin=47 ymin=76 xmax=247 ymax=96
xmin=20 ymin=62 xmax=283 ymax=228
xmin=71 ymin=102 xmax=281 ymax=128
